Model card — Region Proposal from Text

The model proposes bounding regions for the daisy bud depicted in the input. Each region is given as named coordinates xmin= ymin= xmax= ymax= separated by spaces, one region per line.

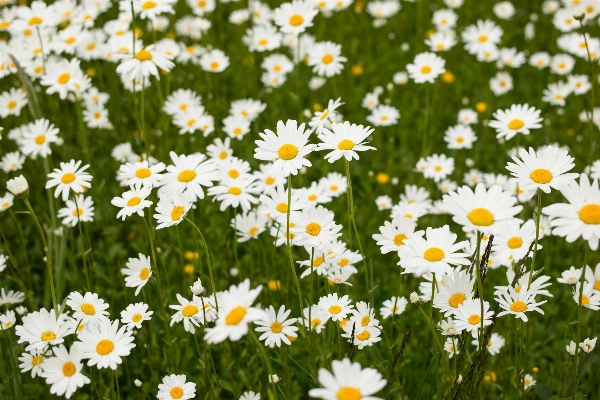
xmin=190 ymin=279 xmax=205 ymax=296
xmin=573 ymin=12 xmax=585 ymax=21
xmin=134 ymin=379 xmax=143 ymax=387
xmin=410 ymin=291 xmax=421 ymax=305
xmin=465 ymin=158 xmax=475 ymax=167
xmin=268 ymin=374 xmax=280 ymax=384
xmin=7 ymin=175 xmax=29 ymax=198
xmin=566 ymin=340 xmax=576 ymax=356
xmin=15 ymin=306 xmax=28 ymax=316
xmin=229 ymin=267 xmax=239 ymax=277
xmin=401 ymin=43 xmax=409 ymax=52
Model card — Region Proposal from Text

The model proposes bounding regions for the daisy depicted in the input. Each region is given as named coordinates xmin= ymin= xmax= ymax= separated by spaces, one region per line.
xmin=307 ymin=41 xmax=347 ymax=77
xmin=0 ymin=309 xmax=15 ymax=329
xmin=444 ymin=124 xmax=477 ymax=149
xmin=341 ymin=322 xmax=382 ymax=349
xmin=253 ymin=163 xmax=283 ymax=194
xmin=308 ymin=358 xmax=386 ymax=400
xmin=240 ymin=391 xmax=261 ymax=400
xmin=529 ymin=52 xmax=550 ymax=69
xmin=473 ymin=332 xmax=505 ymax=355
xmin=453 ymin=299 xmax=494 ymax=333
xmin=400 ymin=225 xmax=470 ymax=276
xmin=77 ymin=319 xmax=135 ymax=370
xmin=259 ymin=185 xmax=307 ymax=223
xmin=290 ymin=205 xmax=342 ymax=248
xmin=40 ymin=58 xmax=83 ymax=100
xmin=496 ymin=286 xmax=546 ymax=322
xmin=18 ymin=349 xmax=46 ymax=378
xmin=390 ymin=200 xmax=430 ymax=222
xmin=299 ymin=181 xmax=332 ymax=205
xmin=0 ymin=254 xmax=7 ymax=272
xmin=506 ymin=145 xmax=579 ymax=198
xmin=20 ymin=118 xmax=59 ymax=158
xmin=41 ymin=345 xmax=90 ymax=399
xmin=372 ymin=217 xmax=423 ymax=255
xmin=15 ymin=308 xmax=70 ymax=351
xmin=573 ymin=283 xmax=600 ymax=310
xmin=0 ymin=288 xmax=25 ymax=306
xmin=550 ymin=54 xmax=575 ymax=75
xmin=301 ymin=305 xmax=330 ymax=333
xmin=523 ymin=374 xmax=536 ymax=390
xmin=580 ymin=337 xmax=597 ymax=353
xmin=320 ymin=172 xmax=347 ymax=198
xmin=243 ymin=24 xmax=282 ymax=52
xmin=425 ymin=32 xmax=457 ymax=52
xmin=116 ymin=44 xmax=174 ymax=81
xmin=0 ymin=151 xmax=25 ymax=173
xmin=158 ymin=151 xmax=219 ymax=201
xmin=163 ymin=89 xmax=202 ymax=116
xmin=58 ymin=195 xmax=95 ymax=227
xmin=254 ymin=119 xmax=317 ymax=177
xmin=111 ymin=184 xmax=153 ymax=221
xmin=117 ymin=160 xmax=166 ymax=189
xmin=133 ymin=0 xmax=176 ymax=20
xmin=444 ymin=337 xmax=459 ymax=358
xmin=542 ymin=81 xmax=572 ymax=106
xmin=231 ymin=210 xmax=269 ymax=242
xmin=222 ymin=115 xmax=251 ymax=140
xmin=423 ymin=153 xmax=455 ymax=183
xmin=0 ymin=193 xmax=14 ymax=213
xmin=406 ymin=52 xmax=446 ymax=83
xmin=439 ymin=318 xmax=459 ymax=336
xmin=169 ymin=294 xmax=204 ymax=333
xmin=230 ymin=98 xmax=267 ymax=121
xmin=120 ymin=303 xmax=153 ymax=331
xmin=208 ymin=176 xmax=260 ymax=212
xmin=207 ymin=137 xmax=233 ymax=163
xmin=542 ymin=174 xmax=600 ymax=250
xmin=557 ymin=266 xmax=582 ymax=285
xmin=66 ymin=291 xmax=109 ymax=325
xmin=443 ymin=183 xmax=522 ymax=234
xmin=262 ymin=53 xmax=295 ymax=77
xmin=157 ymin=374 xmax=196 ymax=400
xmin=273 ymin=0 xmax=318 ymax=35
xmin=488 ymin=104 xmax=543 ymax=141
xmin=462 ymin=19 xmax=503 ymax=56
xmin=121 ymin=253 xmax=153 ymax=296
xmin=433 ymin=270 xmax=475 ymax=316
xmin=492 ymin=220 xmax=540 ymax=263
xmin=0 ymin=87 xmax=27 ymax=118
xmin=255 ymin=305 xmax=298 ymax=347
xmin=584 ymin=264 xmax=600 ymax=291
xmin=380 ymin=296 xmax=408 ymax=319
xmin=317 ymin=121 xmax=375 ymax=163
xmin=318 ymin=293 xmax=353 ymax=322
xmin=204 ymin=279 xmax=266 ymax=344
xmin=366 ymin=104 xmax=400 ymax=126
xmin=199 ymin=49 xmax=229 ymax=72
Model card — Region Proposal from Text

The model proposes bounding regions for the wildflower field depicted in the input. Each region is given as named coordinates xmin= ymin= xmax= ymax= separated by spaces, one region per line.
xmin=2 ymin=0 xmax=600 ymax=398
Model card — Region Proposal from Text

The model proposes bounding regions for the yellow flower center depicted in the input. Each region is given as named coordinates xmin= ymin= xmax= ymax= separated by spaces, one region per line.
xmin=171 ymin=205 xmax=185 ymax=221
xmin=449 ymin=293 xmax=467 ymax=308
xmin=337 ymin=139 xmax=355 ymax=150
xmin=311 ymin=318 xmax=321 ymax=327
xmin=96 ymin=339 xmax=115 ymax=355
xmin=508 ymin=119 xmax=525 ymax=130
xmin=62 ymin=361 xmax=76 ymax=377
xmin=289 ymin=14 xmax=304 ymax=26
xmin=182 ymin=304 xmax=199 ymax=317
xmin=219 ymin=151 xmax=228 ymax=160
xmin=258 ymin=39 xmax=268 ymax=46
xmin=225 ymin=306 xmax=246 ymax=325
xmin=328 ymin=305 xmax=342 ymax=314
xmin=233 ymin=127 xmax=242 ymax=135
xmin=57 ymin=73 xmax=70 ymax=84
xmin=141 ymin=1 xmax=156 ymax=9
xmin=337 ymin=387 xmax=361 ymax=400
xmin=41 ymin=331 xmax=56 ymax=341
xmin=467 ymin=208 xmax=494 ymax=226
xmin=32 ymin=355 xmax=44 ymax=366
xmin=72 ymin=208 xmax=84 ymax=217
xmin=338 ymin=258 xmax=349 ymax=267
xmin=139 ymin=267 xmax=150 ymax=280
xmin=361 ymin=316 xmax=370 ymax=326
xmin=81 ymin=303 xmax=96 ymax=315
xmin=356 ymin=330 xmax=370 ymax=341
xmin=529 ymin=168 xmax=553 ymax=184
xmin=579 ymin=204 xmax=600 ymax=224
xmin=510 ymin=301 xmax=527 ymax=313
xmin=228 ymin=187 xmax=242 ymax=195
xmin=322 ymin=54 xmax=333 ymax=64
xmin=170 ymin=387 xmax=184 ymax=399
xmin=127 ymin=197 xmax=141 ymax=207
xmin=29 ymin=16 xmax=43 ymax=25
xmin=313 ymin=256 xmax=324 ymax=267
xmin=135 ymin=49 xmax=153 ymax=61
xmin=582 ymin=295 xmax=590 ymax=305
xmin=468 ymin=314 xmax=481 ymax=325
xmin=271 ymin=322 xmax=283 ymax=333
xmin=210 ymin=61 xmax=219 ymax=69
xmin=306 ymin=222 xmax=321 ymax=236
xmin=278 ymin=144 xmax=299 ymax=160
xmin=132 ymin=313 xmax=143 ymax=323
xmin=249 ymin=227 xmax=259 ymax=236
xmin=61 ymin=172 xmax=76 ymax=184
xmin=35 ymin=134 xmax=46 ymax=145
xmin=507 ymin=237 xmax=523 ymax=249
xmin=424 ymin=247 xmax=445 ymax=262
xmin=478 ymin=35 xmax=487 ymax=43
xmin=276 ymin=203 xmax=289 ymax=213
xmin=178 ymin=169 xmax=196 ymax=182
xmin=393 ymin=233 xmax=407 ymax=246
xmin=7 ymin=101 xmax=16 ymax=109
xmin=421 ymin=66 xmax=432 ymax=74
xmin=594 ymin=281 xmax=600 ymax=291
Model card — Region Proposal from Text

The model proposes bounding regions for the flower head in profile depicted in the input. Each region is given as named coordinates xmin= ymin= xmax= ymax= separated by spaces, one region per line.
xmin=308 ymin=358 xmax=386 ymax=400
xmin=317 ymin=121 xmax=375 ymax=163
xmin=254 ymin=120 xmax=317 ymax=177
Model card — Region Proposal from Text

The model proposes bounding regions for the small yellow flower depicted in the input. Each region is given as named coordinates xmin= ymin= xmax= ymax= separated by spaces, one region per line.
xmin=268 ymin=280 xmax=281 ymax=291
xmin=313 ymin=103 xmax=323 ymax=112
xmin=441 ymin=71 xmax=455 ymax=83
xmin=476 ymin=102 xmax=487 ymax=113
xmin=352 ymin=65 xmax=364 ymax=76
xmin=183 ymin=264 xmax=194 ymax=275
xmin=376 ymin=172 xmax=390 ymax=184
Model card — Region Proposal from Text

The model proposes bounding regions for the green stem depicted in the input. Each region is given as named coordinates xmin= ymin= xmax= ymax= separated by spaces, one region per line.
xmin=572 ymin=244 xmax=591 ymax=399
xmin=527 ymin=190 xmax=542 ymax=288
xmin=184 ymin=217 xmax=219 ymax=311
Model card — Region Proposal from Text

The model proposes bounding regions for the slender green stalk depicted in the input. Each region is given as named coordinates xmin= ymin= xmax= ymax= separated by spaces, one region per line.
xmin=527 ymin=190 xmax=542 ymax=288
xmin=24 ymin=198 xmax=57 ymax=313
xmin=184 ymin=217 xmax=219 ymax=311
xmin=572 ymin=244 xmax=591 ymax=399
xmin=417 ymin=305 xmax=451 ymax=377
xmin=285 ymin=175 xmax=305 ymax=331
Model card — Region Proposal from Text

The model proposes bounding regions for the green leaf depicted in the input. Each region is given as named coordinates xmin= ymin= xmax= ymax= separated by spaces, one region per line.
xmin=218 ymin=379 xmax=233 ymax=392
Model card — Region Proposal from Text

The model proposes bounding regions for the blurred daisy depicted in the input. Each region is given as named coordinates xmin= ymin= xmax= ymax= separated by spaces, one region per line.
xmin=120 ymin=302 xmax=153 ymax=330
xmin=46 ymin=159 xmax=92 ymax=201
xmin=309 ymin=98 xmax=343 ymax=135
xmin=58 ymin=195 xmax=95 ymax=227
xmin=406 ymin=52 xmax=446 ymax=83
xmin=573 ymin=283 xmax=600 ymax=310
xmin=301 ymin=305 xmax=330 ymax=333
xmin=208 ymin=176 xmax=260 ymax=212
xmin=116 ymin=45 xmax=174 ymax=81
xmin=0 ymin=151 xmax=25 ymax=173
xmin=307 ymin=41 xmax=347 ymax=77
xmin=557 ymin=266 xmax=582 ymax=285
xmin=341 ymin=322 xmax=382 ymax=349
xmin=366 ymin=104 xmax=400 ymax=126
xmin=157 ymin=374 xmax=196 ymax=400
xmin=254 ymin=305 xmax=298 ymax=347
xmin=121 ymin=253 xmax=152 ymax=296
xmin=444 ymin=124 xmax=477 ymax=149
xmin=488 ymin=104 xmax=543 ymax=140
xmin=317 ymin=121 xmax=375 ymax=163
xmin=0 ymin=309 xmax=15 ymax=329
xmin=380 ymin=296 xmax=408 ymax=319
xmin=273 ymin=0 xmax=318 ymax=35
xmin=254 ymin=119 xmax=317 ymax=177
xmin=18 ymin=349 xmax=46 ymax=378
xmin=308 ymin=358 xmax=386 ymax=400
xmin=231 ymin=210 xmax=269 ymax=242
xmin=78 ymin=319 xmax=135 ymax=370
xmin=506 ymin=145 xmax=578 ymax=198
xmin=133 ymin=0 xmax=176 ymax=20
xmin=0 ymin=87 xmax=28 ymax=118
xmin=492 ymin=220 xmax=540 ymax=263
xmin=199 ymin=49 xmax=230 ymax=72
xmin=20 ymin=119 xmax=59 ymax=158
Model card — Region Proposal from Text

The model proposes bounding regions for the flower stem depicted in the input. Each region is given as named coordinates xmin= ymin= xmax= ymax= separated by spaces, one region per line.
xmin=527 ymin=190 xmax=542 ymax=288
xmin=572 ymin=244 xmax=591 ymax=399
xmin=184 ymin=217 xmax=219 ymax=311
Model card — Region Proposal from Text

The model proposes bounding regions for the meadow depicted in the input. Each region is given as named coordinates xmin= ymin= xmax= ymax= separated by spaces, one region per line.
xmin=1 ymin=0 xmax=600 ymax=399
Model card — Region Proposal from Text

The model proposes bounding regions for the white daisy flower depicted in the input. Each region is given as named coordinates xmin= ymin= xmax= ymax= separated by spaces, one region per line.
xmin=121 ymin=253 xmax=153 ymax=296
xmin=77 ymin=319 xmax=135 ymax=370
xmin=453 ymin=299 xmax=494 ymax=333
xmin=496 ymin=286 xmax=546 ymax=322
xmin=40 ymin=345 xmax=90 ymax=399
xmin=157 ymin=374 xmax=196 ymax=400
xmin=154 ymin=191 xmax=193 ymax=230
xmin=488 ymin=104 xmax=543 ymax=140
xmin=308 ymin=358 xmax=386 ymax=400
xmin=111 ymin=184 xmax=153 ymax=221
xmin=15 ymin=308 xmax=70 ymax=351
xmin=290 ymin=205 xmax=343 ymax=249
xmin=18 ymin=348 xmax=46 ymax=378
xmin=406 ymin=51 xmax=446 ymax=83
xmin=380 ymin=296 xmax=408 ymax=319
xmin=317 ymin=293 xmax=353 ymax=322
xmin=372 ymin=217 xmax=423 ymax=255
xmin=254 ymin=305 xmax=299 ymax=347
xmin=317 ymin=121 xmax=375 ymax=163
xmin=158 ymin=151 xmax=219 ymax=201
xmin=117 ymin=160 xmax=166 ymax=189
xmin=66 ymin=291 xmax=110 ymax=325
